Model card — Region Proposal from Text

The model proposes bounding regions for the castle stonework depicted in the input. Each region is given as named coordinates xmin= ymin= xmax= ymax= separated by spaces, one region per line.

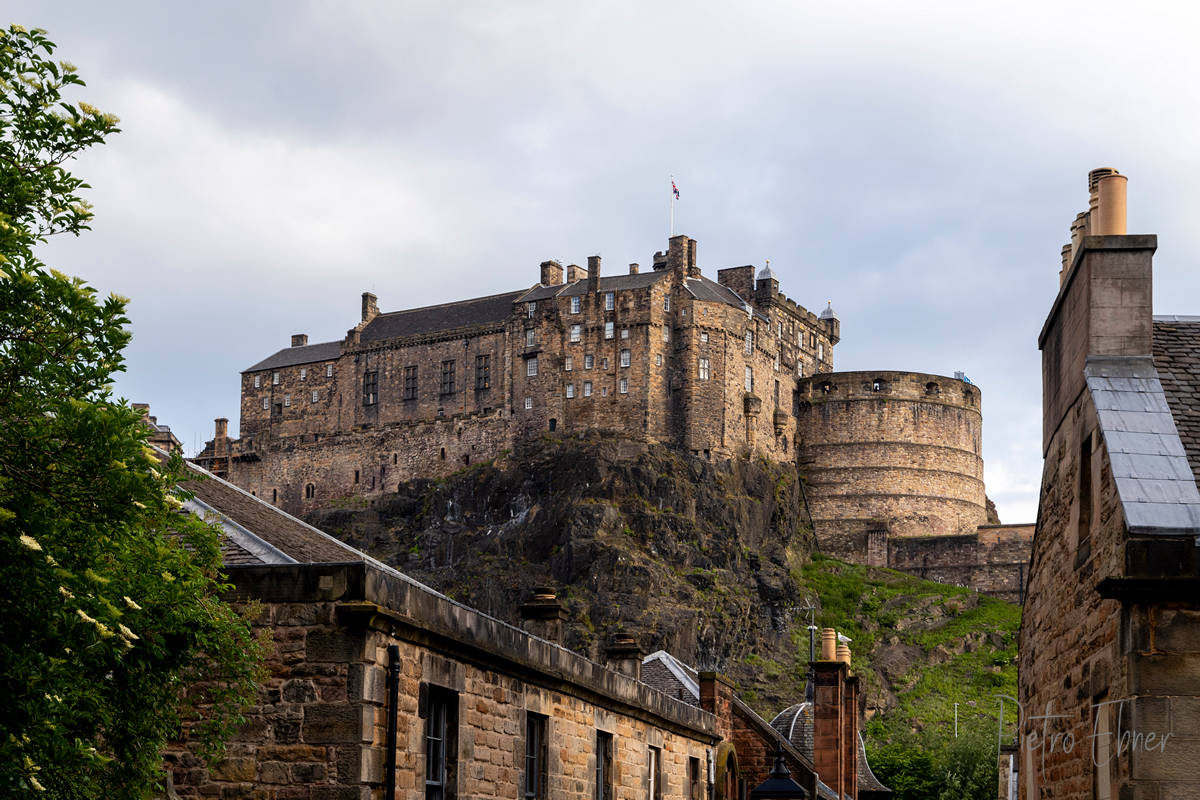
xmin=195 ymin=234 xmax=1032 ymax=597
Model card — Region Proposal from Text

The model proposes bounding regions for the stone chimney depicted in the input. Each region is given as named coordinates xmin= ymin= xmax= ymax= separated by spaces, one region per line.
xmin=667 ymin=235 xmax=689 ymax=279
xmin=540 ymin=260 xmax=564 ymax=286
xmin=652 ymin=251 xmax=668 ymax=271
xmin=717 ymin=266 xmax=755 ymax=299
xmin=812 ymin=630 xmax=851 ymax=799
xmin=698 ymin=671 xmax=737 ymax=737
xmin=1040 ymin=167 xmax=1154 ymax=453
xmin=518 ymin=587 xmax=567 ymax=643
xmin=566 ymin=263 xmax=587 ymax=283
xmin=587 ymin=255 xmax=601 ymax=296
xmin=291 ymin=334 xmax=308 ymax=347
xmin=686 ymin=238 xmax=700 ymax=278
xmin=361 ymin=292 xmax=378 ymax=323
xmin=215 ymin=417 xmax=228 ymax=441
xmin=604 ymin=631 xmax=644 ymax=681
xmin=629 ymin=262 xmax=640 ymax=275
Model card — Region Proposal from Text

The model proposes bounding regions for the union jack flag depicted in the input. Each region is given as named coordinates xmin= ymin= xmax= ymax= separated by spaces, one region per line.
xmin=671 ymin=180 xmax=680 ymax=199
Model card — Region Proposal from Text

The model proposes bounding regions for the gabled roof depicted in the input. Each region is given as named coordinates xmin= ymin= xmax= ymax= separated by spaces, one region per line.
xmin=684 ymin=276 xmax=769 ymax=322
xmin=243 ymin=340 xmax=343 ymax=373
xmin=1084 ymin=355 xmax=1200 ymax=535
xmin=517 ymin=271 xmax=668 ymax=302
xmin=1153 ymin=316 xmax=1200 ymax=486
xmin=360 ymin=290 xmax=525 ymax=343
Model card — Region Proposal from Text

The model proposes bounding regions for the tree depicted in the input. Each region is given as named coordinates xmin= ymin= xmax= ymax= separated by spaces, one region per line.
xmin=0 ymin=25 xmax=265 ymax=798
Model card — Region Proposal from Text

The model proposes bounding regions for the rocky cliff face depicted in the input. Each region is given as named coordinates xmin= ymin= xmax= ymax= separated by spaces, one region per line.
xmin=307 ymin=435 xmax=1018 ymax=732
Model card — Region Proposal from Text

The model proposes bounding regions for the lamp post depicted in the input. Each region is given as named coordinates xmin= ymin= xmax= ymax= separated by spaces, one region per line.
xmin=749 ymin=745 xmax=808 ymax=800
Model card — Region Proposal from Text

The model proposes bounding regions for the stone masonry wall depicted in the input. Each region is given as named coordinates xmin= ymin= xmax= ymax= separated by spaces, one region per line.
xmin=886 ymin=524 xmax=1034 ymax=604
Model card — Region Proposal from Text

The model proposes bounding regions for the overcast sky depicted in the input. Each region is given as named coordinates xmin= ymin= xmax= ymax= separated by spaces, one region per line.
xmin=12 ymin=1 xmax=1200 ymax=524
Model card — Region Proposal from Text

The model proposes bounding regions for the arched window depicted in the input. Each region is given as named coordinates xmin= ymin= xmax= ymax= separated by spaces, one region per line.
xmin=305 ymin=483 xmax=315 ymax=499
xmin=549 ymin=418 xmax=557 ymax=431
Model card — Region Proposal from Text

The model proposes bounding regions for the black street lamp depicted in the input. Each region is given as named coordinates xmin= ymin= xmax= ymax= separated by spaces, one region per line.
xmin=749 ymin=744 xmax=808 ymax=799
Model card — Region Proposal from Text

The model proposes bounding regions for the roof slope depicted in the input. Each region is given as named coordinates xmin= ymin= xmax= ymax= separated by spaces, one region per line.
xmin=1084 ymin=355 xmax=1200 ymax=535
xmin=770 ymin=703 xmax=890 ymax=795
xmin=244 ymin=340 xmax=343 ymax=373
xmin=1153 ymin=317 xmax=1200 ymax=485
xmin=361 ymin=290 xmax=524 ymax=343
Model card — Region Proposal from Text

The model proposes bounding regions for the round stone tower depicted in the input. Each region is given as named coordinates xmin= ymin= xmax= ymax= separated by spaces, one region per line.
xmin=794 ymin=371 xmax=986 ymax=564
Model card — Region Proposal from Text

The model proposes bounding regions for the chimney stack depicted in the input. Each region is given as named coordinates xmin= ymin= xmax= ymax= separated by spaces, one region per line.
xmin=604 ymin=631 xmax=644 ymax=681
xmin=587 ymin=255 xmax=601 ymax=295
xmin=687 ymin=238 xmax=700 ymax=278
xmin=629 ymin=262 xmax=639 ymax=275
xmin=1092 ymin=169 xmax=1127 ymax=235
xmin=566 ymin=264 xmax=587 ymax=283
xmin=821 ymin=627 xmax=837 ymax=661
xmin=361 ymin=292 xmax=379 ymax=323
xmin=518 ymin=587 xmax=567 ymax=644
xmin=215 ymin=417 xmax=229 ymax=440
xmin=291 ymin=334 xmax=308 ymax=347
xmin=812 ymin=630 xmax=856 ymax=798
xmin=540 ymin=260 xmax=564 ymax=286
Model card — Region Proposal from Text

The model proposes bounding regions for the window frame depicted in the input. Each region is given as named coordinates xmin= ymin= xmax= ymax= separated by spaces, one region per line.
xmin=619 ymin=378 xmax=628 ymax=394
xmin=424 ymin=686 xmax=458 ymax=800
xmin=604 ymin=291 xmax=614 ymax=311
xmin=595 ymin=732 xmax=614 ymax=800
xmin=604 ymin=321 xmax=614 ymax=340
xmin=620 ymin=349 xmax=630 ymax=368
xmin=570 ymin=324 xmax=582 ymax=343
xmin=523 ymin=712 xmax=549 ymax=800
xmin=699 ymin=357 xmax=710 ymax=381
xmin=570 ymin=296 xmax=581 ymax=314
xmin=362 ymin=371 xmax=378 ymax=406
xmin=475 ymin=355 xmax=491 ymax=390
xmin=440 ymin=360 xmax=456 ymax=396
xmin=583 ymin=381 xmax=593 ymax=397
xmin=404 ymin=365 xmax=418 ymax=400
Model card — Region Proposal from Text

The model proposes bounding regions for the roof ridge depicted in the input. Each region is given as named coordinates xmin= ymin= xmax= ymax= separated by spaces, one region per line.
xmin=372 ymin=288 xmax=527 ymax=318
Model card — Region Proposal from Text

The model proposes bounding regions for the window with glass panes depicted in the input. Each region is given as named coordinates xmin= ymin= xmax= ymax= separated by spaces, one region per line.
xmin=524 ymin=713 xmax=548 ymax=800
xmin=440 ymin=360 xmax=455 ymax=395
xmin=475 ymin=355 xmax=490 ymax=390
xmin=404 ymin=366 xmax=418 ymax=400
xmin=362 ymin=371 xmax=378 ymax=406
xmin=424 ymin=686 xmax=457 ymax=800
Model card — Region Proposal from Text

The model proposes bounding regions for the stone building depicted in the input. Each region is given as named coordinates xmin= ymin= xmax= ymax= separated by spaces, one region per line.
xmin=1018 ymin=168 xmax=1200 ymax=798
xmin=194 ymin=234 xmax=839 ymax=513
xmin=166 ymin=450 xmax=885 ymax=798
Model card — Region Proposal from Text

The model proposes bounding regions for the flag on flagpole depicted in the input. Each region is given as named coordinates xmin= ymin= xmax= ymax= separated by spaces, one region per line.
xmin=671 ymin=180 xmax=680 ymax=199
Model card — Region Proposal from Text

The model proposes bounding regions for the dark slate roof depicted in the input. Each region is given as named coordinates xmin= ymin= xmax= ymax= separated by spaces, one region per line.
xmin=640 ymin=651 xmax=701 ymax=706
xmin=685 ymin=275 xmax=769 ymax=321
xmin=1153 ymin=317 xmax=1200 ymax=485
xmin=360 ymin=290 xmax=525 ymax=343
xmin=518 ymin=271 xmax=668 ymax=302
xmin=1085 ymin=356 xmax=1200 ymax=535
xmin=243 ymin=340 xmax=343 ymax=373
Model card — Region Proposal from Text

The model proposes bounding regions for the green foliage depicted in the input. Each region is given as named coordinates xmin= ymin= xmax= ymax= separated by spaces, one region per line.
xmin=869 ymin=725 xmax=999 ymax=800
xmin=0 ymin=25 xmax=265 ymax=799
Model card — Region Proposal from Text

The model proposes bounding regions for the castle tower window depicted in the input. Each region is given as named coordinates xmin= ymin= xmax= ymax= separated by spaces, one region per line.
xmin=664 ymin=295 xmax=670 ymax=312
xmin=566 ymin=383 xmax=575 ymax=399
xmin=655 ymin=354 xmax=662 ymax=366
xmin=925 ymin=381 xmax=940 ymax=395
xmin=810 ymin=332 xmax=817 ymax=348
xmin=797 ymin=363 xmax=804 ymax=378
xmin=305 ymin=483 xmax=315 ymax=499
xmin=602 ymin=357 xmax=609 ymax=370
xmin=605 ymin=321 xmax=614 ymax=339
xmin=620 ymin=327 xmax=629 ymax=339
xmin=605 ymin=291 xmax=615 ymax=310
xmin=584 ymin=354 xmax=594 ymax=370
xmin=818 ymin=342 xmax=824 ymax=361
xmin=548 ymin=418 xmax=556 ymax=432
xmin=475 ymin=355 xmax=490 ymax=390
xmin=700 ymin=332 xmax=708 ymax=343
xmin=570 ymin=324 xmax=581 ymax=343
xmin=362 ymin=371 xmax=378 ymax=405
xmin=272 ymin=371 xmax=280 ymax=385
xmin=564 ymin=356 xmax=573 ymax=372
xmin=570 ymin=296 xmax=581 ymax=314
xmin=774 ymin=351 xmax=781 ymax=371
xmin=326 ymin=363 xmax=333 ymax=377
xmin=662 ymin=326 xmax=670 ymax=343
xmin=283 ymin=394 xmax=291 ymax=407
xmin=745 ymin=331 xmax=753 ymax=354
xmin=619 ymin=378 xmax=628 ymax=394
xmin=526 ymin=301 xmax=536 ymax=319
xmin=699 ymin=357 xmax=710 ymax=380
xmin=620 ymin=349 xmax=630 ymax=368
xmin=404 ymin=366 xmax=418 ymax=400
xmin=272 ymin=489 xmax=277 ymax=503
xmin=524 ymin=397 xmax=533 ymax=409
xmin=745 ymin=366 xmax=754 ymax=392
xmin=777 ymin=322 xmax=782 ymax=338
xmin=300 ymin=368 xmax=307 ymax=381
xmin=353 ymin=470 xmax=359 ymax=484
xmin=440 ymin=360 xmax=456 ymax=395
xmin=262 ymin=397 xmax=269 ymax=410
xmin=311 ymin=390 xmax=319 ymax=403
xmin=774 ymin=380 xmax=780 ymax=404
xmin=254 ymin=374 xmax=261 ymax=388
xmin=820 ymin=381 xmax=832 ymax=394
xmin=525 ymin=328 xmax=536 ymax=347
xmin=424 ymin=686 xmax=459 ymax=800
xmin=583 ymin=381 xmax=593 ymax=397
xmin=526 ymin=357 xmax=538 ymax=377
xmin=872 ymin=379 xmax=883 ymax=392
xmin=439 ymin=448 xmax=445 ymax=460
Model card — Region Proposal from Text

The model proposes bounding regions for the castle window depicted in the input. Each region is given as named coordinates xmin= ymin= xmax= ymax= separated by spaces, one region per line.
xmin=821 ymin=381 xmax=832 ymax=394
xmin=527 ymin=357 xmax=538 ymax=377
xmin=525 ymin=329 xmax=536 ymax=348
xmin=620 ymin=349 xmax=630 ymax=368
xmin=777 ymin=322 xmax=782 ymax=338
xmin=774 ymin=380 xmax=780 ymax=404
xmin=362 ymin=371 xmax=378 ymax=406
xmin=584 ymin=354 xmax=594 ymax=370
xmin=810 ymin=332 xmax=817 ymax=348
xmin=774 ymin=351 xmax=781 ymax=371
xmin=605 ymin=291 xmax=615 ymax=311
xmin=700 ymin=332 xmax=708 ymax=343
xmin=566 ymin=383 xmax=575 ymax=399
xmin=602 ymin=357 xmax=609 ymax=370
xmin=311 ymin=390 xmax=319 ymax=403
xmin=583 ymin=381 xmax=593 ymax=397
xmin=262 ymin=397 xmax=269 ymax=410
xmin=662 ymin=326 xmax=670 ymax=343
xmin=656 ymin=354 xmax=662 ymax=366
xmin=601 ymin=386 xmax=607 ymax=396
xmin=564 ymin=356 xmax=573 ymax=372
xmin=605 ymin=321 xmax=614 ymax=339
xmin=305 ymin=483 xmax=315 ymax=499
xmin=621 ymin=327 xmax=629 ymax=339
xmin=570 ymin=324 xmax=581 ymax=343
xmin=570 ymin=296 xmax=581 ymax=314
xmin=872 ymin=379 xmax=883 ymax=392
xmin=925 ymin=381 xmax=940 ymax=395
xmin=353 ymin=470 xmax=359 ymax=484
xmin=548 ymin=418 xmax=556 ymax=432
xmin=745 ymin=366 xmax=754 ymax=392
xmin=272 ymin=371 xmax=280 ymax=385
xmin=745 ymin=331 xmax=753 ymax=354
xmin=254 ymin=374 xmax=261 ymax=388
xmin=440 ymin=360 xmax=456 ymax=395
xmin=476 ymin=355 xmax=491 ymax=390
xmin=524 ymin=397 xmax=533 ymax=409
xmin=326 ymin=364 xmax=333 ymax=377
xmin=699 ymin=358 xmax=710 ymax=380
xmin=284 ymin=394 xmax=291 ymax=407
xmin=300 ymin=368 xmax=307 ymax=381
xmin=526 ymin=301 xmax=536 ymax=319
xmin=272 ymin=489 xmax=277 ymax=503
xmin=664 ymin=295 xmax=670 ymax=312
xmin=619 ymin=378 xmax=628 ymax=394
xmin=404 ymin=365 xmax=418 ymax=400
xmin=818 ymin=342 xmax=824 ymax=361
xmin=797 ymin=363 xmax=803 ymax=378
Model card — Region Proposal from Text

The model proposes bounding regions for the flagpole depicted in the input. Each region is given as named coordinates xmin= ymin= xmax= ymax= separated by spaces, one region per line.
xmin=669 ymin=175 xmax=675 ymax=237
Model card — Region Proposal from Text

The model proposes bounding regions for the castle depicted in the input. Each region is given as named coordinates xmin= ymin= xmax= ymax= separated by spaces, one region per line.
xmin=195 ymin=233 xmax=1031 ymax=599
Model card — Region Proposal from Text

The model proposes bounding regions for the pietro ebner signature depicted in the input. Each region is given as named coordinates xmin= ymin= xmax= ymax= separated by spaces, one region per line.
xmin=995 ymin=695 xmax=1170 ymax=769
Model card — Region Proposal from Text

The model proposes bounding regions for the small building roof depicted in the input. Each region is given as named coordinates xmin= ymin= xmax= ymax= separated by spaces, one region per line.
xmin=243 ymin=340 xmax=343 ymax=373
xmin=361 ymin=290 xmax=525 ymax=343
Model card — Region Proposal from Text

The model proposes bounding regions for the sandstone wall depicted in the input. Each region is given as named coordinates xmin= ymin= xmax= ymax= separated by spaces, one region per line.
xmin=885 ymin=524 xmax=1034 ymax=604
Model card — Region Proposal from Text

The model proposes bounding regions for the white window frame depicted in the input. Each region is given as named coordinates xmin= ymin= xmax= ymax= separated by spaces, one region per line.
xmin=254 ymin=375 xmax=261 ymax=388
xmin=526 ymin=328 xmax=536 ymax=347
xmin=656 ymin=354 xmax=662 ymax=366
xmin=584 ymin=354 xmax=594 ymax=370
xmin=283 ymin=394 xmax=291 ymax=407
xmin=326 ymin=363 xmax=334 ymax=377
xmin=583 ymin=381 xmax=593 ymax=397
xmin=570 ymin=324 xmax=581 ymax=343
xmin=566 ymin=383 xmax=575 ymax=399
xmin=300 ymin=368 xmax=307 ymax=381
xmin=605 ymin=291 xmax=614 ymax=310
xmin=564 ymin=356 xmax=573 ymax=372
xmin=663 ymin=326 xmax=669 ymax=342
xmin=527 ymin=301 xmax=536 ymax=319
xmin=604 ymin=321 xmax=614 ymax=339
xmin=527 ymin=358 xmax=538 ymax=377
xmin=818 ymin=342 xmax=825 ymax=360
xmin=570 ymin=296 xmax=581 ymax=314
xmin=700 ymin=332 xmax=708 ymax=343
xmin=619 ymin=378 xmax=628 ymax=394
xmin=272 ymin=371 xmax=280 ymax=385
xmin=745 ymin=366 xmax=753 ymax=392
xmin=524 ymin=397 xmax=533 ymax=409
xmin=620 ymin=327 xmax=629 ymax=339
xmin=262 ymin=397 xmax=269 ymax=410
xmin=699 ymin=357 xmax=710 ymax=380
xmin=311 ymin=390 xmax=319 ymax=403
xmin=664 ymin=295 xmax=670 ymax=312
xmin=745 ymin=331 xmax=753 ymax=355
xmin=620 ymin=349 xmax=631 ymax=368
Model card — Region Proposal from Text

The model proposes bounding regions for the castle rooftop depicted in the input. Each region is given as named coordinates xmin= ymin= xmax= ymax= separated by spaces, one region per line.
xmin=243 ymin=339 xmax=342 ymax=373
